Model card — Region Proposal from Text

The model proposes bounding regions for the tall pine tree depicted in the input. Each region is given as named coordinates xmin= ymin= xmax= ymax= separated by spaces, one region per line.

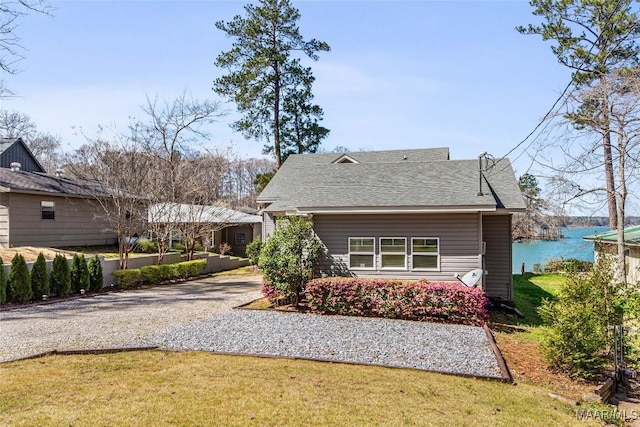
xmin=214 ymin=0 xmax=330 ymax=167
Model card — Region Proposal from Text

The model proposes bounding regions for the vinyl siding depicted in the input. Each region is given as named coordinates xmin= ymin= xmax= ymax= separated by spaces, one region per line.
xmin=8 ymin=193 xmax=117 ymax=247
xmin=263 ymin=212 xmax=276 ymax=240
xmin=0 ymin=193 xmax=9 ymax=248
xmin=482 ymin=214 xmax=513 ymax=300
xmin=313 ymin=213 xmax=483 ymax=284
xmin=0 ymin=142 xmax=43 ymax=172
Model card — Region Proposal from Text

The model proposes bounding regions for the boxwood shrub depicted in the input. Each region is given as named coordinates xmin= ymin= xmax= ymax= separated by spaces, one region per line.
xmin=175 ymin=260 xmax=205 ymax=279
xmin=304 ymin=278 xmax=488 ymax=326
xmin=111 ymin=269 xmax=142 ymax=289
xmin=113 ymin=260 xmax=206 ymax=288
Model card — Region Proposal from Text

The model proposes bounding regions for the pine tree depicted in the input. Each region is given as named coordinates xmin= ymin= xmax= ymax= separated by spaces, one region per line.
xmin=214 ymin=0 xmax=330 ymax=167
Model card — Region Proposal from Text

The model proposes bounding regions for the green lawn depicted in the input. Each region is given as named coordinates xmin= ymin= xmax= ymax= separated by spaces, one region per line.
xmin=512 ymin=273 xmax=566 ymax=326
xmin=0 ymin=351 xmax=600 ymax=427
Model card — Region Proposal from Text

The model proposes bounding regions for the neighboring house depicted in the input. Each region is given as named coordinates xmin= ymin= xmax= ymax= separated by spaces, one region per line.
xmin=0 ymin=138 xmax=45 ymax=172
xmin=147 ymin=203 xmax=261 ymax=257
xmin=0 ymin=140 xmax=117 ymax=247
xmin=584 ymin=226 xmax=640 ymax=284
xmin=257 ymin=148 xmax=525 ymax=300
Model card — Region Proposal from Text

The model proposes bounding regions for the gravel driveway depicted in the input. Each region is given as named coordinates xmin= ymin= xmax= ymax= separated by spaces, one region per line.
xmin=0 ymin=275 xmax=262 ymax=362
xmin=1 ymin=275 xmax=504 ymax=379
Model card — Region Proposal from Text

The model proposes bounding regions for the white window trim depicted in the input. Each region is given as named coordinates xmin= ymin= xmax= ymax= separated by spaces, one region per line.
xmin=348 ymin=237 xmax=376 ymax=270
xmin=379 ymin=237 xmax=407 ymax=270
xmin=411 ymin=237 xmax=440 ymax=271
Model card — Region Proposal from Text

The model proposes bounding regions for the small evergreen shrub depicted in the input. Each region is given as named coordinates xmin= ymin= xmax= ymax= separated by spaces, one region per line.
xmin=87 ymin=255 xmax=103 ymax=292
xmin=175 ymin=260 xmax=205 ymax=279
xmin=538 ymin=258 xmax=633 ymax=379
xmin=140 ymin=264 xmax=177 ymax=285
xmin=50 ymin=254 xmax=71 ymax=297
xmin=30 ymin=253 xmax=49 ymax=298
xmin=544 ymin=258 xmax=593 ymax=273
xmin=139 ymin=260 xmax=205 ymax=284
xmin=111 ymin=269 xmax=142 ymax=289
xmin=9 ymin=254 xmax=31 ymax=303
xmin=304 ymin=278 xmax=488 ymax=326
xmin=135 ymin=240 xmax=158 ymax=254
xmin=70 ymin=254 xmax=90 ymax=294
xmin=173 ymin=243 xmax=186 ymax=253
xmin=0 ymin=256 xmax=5 ymax=304
xmin=246 ymin=238 xmax=262 ymax=265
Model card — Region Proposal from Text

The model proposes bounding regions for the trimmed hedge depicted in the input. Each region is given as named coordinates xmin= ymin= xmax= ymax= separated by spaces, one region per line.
xmin=175 ymin=260 xmax=205 ymax=279
xmin=112 ymin=260 xmax=206 ymax=288
xmin=303 ymin=278 xmax=488 ymax=326
xmin=112 ymin=269 xmax=142 ymax=289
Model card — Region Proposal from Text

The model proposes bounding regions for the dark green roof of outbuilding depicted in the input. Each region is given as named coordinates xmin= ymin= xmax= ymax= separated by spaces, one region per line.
xmin=257 ymin=148 xmax=525 ymax=213
xmin=583 ymin=225 xmax=640 ymax=246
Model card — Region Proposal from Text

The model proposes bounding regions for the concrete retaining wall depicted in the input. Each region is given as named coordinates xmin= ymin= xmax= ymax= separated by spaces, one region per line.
xmin=4 ymin=252 xmax=251 ymax=290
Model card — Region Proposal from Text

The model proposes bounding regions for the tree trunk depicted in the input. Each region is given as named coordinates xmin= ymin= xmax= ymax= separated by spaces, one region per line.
xmin=600 ymin=75 xmax=618 ymax=229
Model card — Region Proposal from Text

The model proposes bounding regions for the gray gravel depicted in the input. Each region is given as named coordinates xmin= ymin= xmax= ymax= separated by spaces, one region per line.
xmin=147 ymin=310 xmax=503 ymax=378
xmin=0 ymin=276 xmax=262 ymax=362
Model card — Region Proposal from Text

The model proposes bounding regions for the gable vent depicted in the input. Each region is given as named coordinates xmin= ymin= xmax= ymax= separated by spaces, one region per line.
xmin=333 ymin=154 xmax=359 ymax=164
xmin=10 ymin=162 xmax=21 ymax=172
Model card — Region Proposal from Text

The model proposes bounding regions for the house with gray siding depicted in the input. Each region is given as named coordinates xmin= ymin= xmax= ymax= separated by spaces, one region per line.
xmin=257 ymin=148 xmax=525 ymax=300
xmin=0 ymin=140 xmax=117 ymax=247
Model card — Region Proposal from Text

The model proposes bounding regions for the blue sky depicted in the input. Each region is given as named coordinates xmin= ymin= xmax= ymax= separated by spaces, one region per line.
xmin=2 ymin=0 xmax=569 ymax=178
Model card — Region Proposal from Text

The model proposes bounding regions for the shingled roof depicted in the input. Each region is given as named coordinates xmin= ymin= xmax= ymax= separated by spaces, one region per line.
xmin=0 ymin=167 xmax=108 ymax=198
xmin=257 ymin=148 xmax=525 ymax=213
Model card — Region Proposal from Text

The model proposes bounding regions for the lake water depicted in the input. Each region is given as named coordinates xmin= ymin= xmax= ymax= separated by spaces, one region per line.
xmin=511 ymin=226 xmax=609 ymax=272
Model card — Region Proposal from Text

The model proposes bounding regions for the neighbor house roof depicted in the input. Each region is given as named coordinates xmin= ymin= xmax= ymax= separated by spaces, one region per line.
xmin=583 ymin=225 xmax=640 ymax=247
xmin=0 ymin=138 xmax=46 ymax=173
xmin=257 ymin=148 xmax=525 ymax=213
xmin=0 ymin=167 xmax=109 ymax=198
xmin=148 ymin=203 xmax=262 ymax=225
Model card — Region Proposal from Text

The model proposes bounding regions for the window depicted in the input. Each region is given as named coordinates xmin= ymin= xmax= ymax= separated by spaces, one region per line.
xmin=412 ymin=238 xmax=439 ymax=270
xmin=41 ymin=201 xmax=55 ymax=220
xmin=380 ymin=237 xmax=406 ymax=269
xmin=235 ymin=233 xmax=246 ymax=245
xmin=349 ymin=237 xmax=375 ymax=269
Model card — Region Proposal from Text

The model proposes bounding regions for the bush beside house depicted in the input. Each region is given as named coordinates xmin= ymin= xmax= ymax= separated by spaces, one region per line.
xmin=70 ymin=254 xmax=90 ymax=294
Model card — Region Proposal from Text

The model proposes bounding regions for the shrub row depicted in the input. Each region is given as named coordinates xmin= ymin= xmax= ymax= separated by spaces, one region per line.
xmin=543 ymin=258 xmax=593 ymax=273
xmin=1 ymin=253 xmax=103 ymax=304
xmin=111 ymin=260 xmax=206 ymax=288
xmin=300 ymin=278 xmax=488 ymax=326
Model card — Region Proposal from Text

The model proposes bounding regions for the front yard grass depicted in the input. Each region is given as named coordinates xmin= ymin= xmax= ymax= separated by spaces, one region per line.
xmin=0 ymin=350 xmax=598 ymax=426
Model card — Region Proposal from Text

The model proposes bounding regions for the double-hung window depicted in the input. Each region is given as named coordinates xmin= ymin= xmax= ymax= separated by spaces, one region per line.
xmin=349 ymin=238 xmax=375 ymax=269
xmin=380 ymin=237 xmax=406 ymax=269
xmin=412 ymin=238 xmax=439 ymax=270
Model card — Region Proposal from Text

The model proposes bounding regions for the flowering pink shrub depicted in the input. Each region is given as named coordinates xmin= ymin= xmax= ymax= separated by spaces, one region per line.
xmin=261 ymin=279 xmax=291 ymax=306
xmin=304 ymin=278 xmax=488 ymax=326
